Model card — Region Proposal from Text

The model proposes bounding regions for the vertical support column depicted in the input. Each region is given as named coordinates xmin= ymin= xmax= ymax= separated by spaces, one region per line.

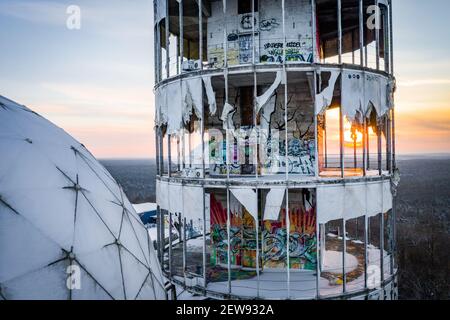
xmin=156 ymin=206 xmax=161 ymax=267
xmin=363 ymin=118 xmax=367 ymax=176
xmin=386 ymin=114 xmax=392 ymax=173
xmin=155 ymin=127 xmax=160 ymax=176
xmin=168 ymin=134 xmax=172 ymax=177
xmin=165 ymin=0 xmax=170 ymax=79
xmin=222 ymin=0 xmax=232 ymax=297
xmin=315 ymin=210 xmax=320 ymax=299
xmin=202 ymin=187 xmax=207 ymax=292
xmin=179 ymin=0 xmax=184 ymax=73
xmin=154 ymin=23 xmax=159 ymax=83
xmin=311 ymin=0 xmax=317 ymax=64
xmin=389 ymin=0 xmax=394 ymax=75
xmin=199 ymin=0 xmax=203 ymax=69
xmin=342 ymin=217 xmax=347 ymax=293
xmin=252 ymin=0 xmax=260 ymax=299
xmin=384 ymin=5 xmax=390 ymax=73
xmin=282 ymin=0 xmax=290 ymax=299
xmin=177 ymin=136 xmax=181 ymax=172
xmin=339 ymin=93 xmax=344 ymax=178
xmin=314 ymin=72 xmax=319 ymax=178
xmin=375 ymin=0 xmax=380 ymax=70
xmin=380 ymin=196 xmax=385 ymax=284
xmin=377 ymin=120 xmax=382 ymax=176
xmin=359 ymin=0 xmax=364 ymax=67
xmin=391 ymin=108 xmax=396 ymax=170
xmin=168 ymin=211 xmax=173 ymax=276
xmin=337 ymin=0 xmax=342 ymax=64
xmin=364 ymin=187 xmax=369 ymax=289
xmin=183 ymin=216 xmax=187 ymax=285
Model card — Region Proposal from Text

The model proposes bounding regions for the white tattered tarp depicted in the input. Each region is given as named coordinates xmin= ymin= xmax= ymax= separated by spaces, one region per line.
xmin=168 ymin=183 xmax=183 ymax=215
xmin=156 ymin=179 xmax=169 ymax=211
xmin=220 ymin=102 xmax=236 ymax=130
xmin=183 ymin=186 xmax=204 ymax=230
xmin=263 ymin=188 xmax=286 ymax=221
xmin=202 ymin=75 xmax=217 ymax=115
xmin=341 ymin=70 xmax=365 ymax=120
xmin=181 ymin=77 xmax=203 ymax=123
xmin=315 ymin=70 xmax=340 ymax=116
xmin=316 ymin=70 xmax=394 ymax=122
xmin=230 ymin=188 xmax=258 ymax=221
xmin=316 ymin=180 xmax=392 ymax=224
xmin=256 ymin=71 xmax=283 ymax=114
xmin=155 ymin=85 xmax=167 ymax=126
xmin=155 ymin=77 xmax=205 ymax=134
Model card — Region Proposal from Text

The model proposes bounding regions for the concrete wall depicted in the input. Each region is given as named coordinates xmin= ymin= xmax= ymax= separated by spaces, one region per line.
xmin=207 ymin=0 xmax=313 ymax=67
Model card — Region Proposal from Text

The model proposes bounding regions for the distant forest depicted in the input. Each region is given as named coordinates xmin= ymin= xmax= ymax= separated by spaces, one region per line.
xmin=101 ymin=157 xmax=450 ymax=300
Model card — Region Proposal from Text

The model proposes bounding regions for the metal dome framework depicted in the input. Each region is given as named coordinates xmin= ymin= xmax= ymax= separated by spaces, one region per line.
xmin=0 ymin=96 xmax=166 ymax=300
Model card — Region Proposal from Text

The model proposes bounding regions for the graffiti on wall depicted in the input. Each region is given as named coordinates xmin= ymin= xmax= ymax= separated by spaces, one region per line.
xmin=209 ymin=193 xmax=317 ymax=271
xmin=260 ymin=41 xmax=313 ymax=63
xmin=263 ymin=206 xmax=317 ymax=270
xmin=210 ymin=194 xmax=256 ymax=267
xmin=208 ymin=47 xmax=239 ymax=68
xmin=261 ymin=137 xmax=315 ymax=175
xmin=239 ymin=13 xmax=259 ymax=32
xmin=259 ymin=18 xmax=280 ymax=31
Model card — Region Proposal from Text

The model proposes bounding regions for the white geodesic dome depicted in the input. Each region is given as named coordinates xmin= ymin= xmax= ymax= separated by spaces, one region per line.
xmin=0 ymin=96 xmax=166 ymax=300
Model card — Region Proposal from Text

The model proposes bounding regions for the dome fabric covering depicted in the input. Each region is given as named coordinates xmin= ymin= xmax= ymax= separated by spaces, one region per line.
xmin=0 ymin=96 xmax=166 ymax=300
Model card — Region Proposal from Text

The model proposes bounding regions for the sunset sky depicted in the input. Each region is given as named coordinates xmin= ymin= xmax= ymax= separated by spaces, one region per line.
xmin=0 ymin=0 xmax=449 ymax=158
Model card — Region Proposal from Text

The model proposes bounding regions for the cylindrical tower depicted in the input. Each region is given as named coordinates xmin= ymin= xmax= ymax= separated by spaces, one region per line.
xmin=154 ymin=0 xmax=398 ymax=300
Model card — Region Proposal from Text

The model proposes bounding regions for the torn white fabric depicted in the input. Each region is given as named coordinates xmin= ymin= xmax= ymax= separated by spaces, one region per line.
xmin=256 ymin=71 xmax=282 ymax=114
xmin=155 ymin=85 xmax=168 ymax=126
xmin=317 ymin=181 xmax=393 ymax=224
xmin=230 ymin=188 xmax=258 ymax=222
xmin=202 ymin=76 xmax=217 ymax=115
xmin=166 ymin=80 xmax=183 ymax=135
xmin=382 ymin=180 xmax=393 ymax=213
xmin=263 ymin=188 xmax=286 ymax=221
xmin=379 ymin=76 xmax=390 ymax=117
xmin=316 ymin=184 xmax=345 ymax=224
xmin=156 ymin=180 xmax=169 ymax=211
xmin=183 ymin=186 xmax=204 ymax=230
xmin=343 ymin=183 xmax=366 ymax=221
xmin=364 ymin=73 xmax=382 ymax=117
xmin=366 ymin=181 xmax=383 ymax=217
xmin=168 ymin=183 xmax=183 ymax=215
xmin=220 ymin=102 xmax=236 ymax=130
xmin=259 ymin=94 xmax=277 ymax=132
xmin=387 ymin=79 xmax=395 ymax=109
xmin=154 ymin=0 xmax=167 ymax=26
xmin=315 ymin=70 xmax=340 ymax=116
xmin=181 ymin=77 xmax=203 ymax=123
xmin=341 ymin=70 xmax=365 ymax=122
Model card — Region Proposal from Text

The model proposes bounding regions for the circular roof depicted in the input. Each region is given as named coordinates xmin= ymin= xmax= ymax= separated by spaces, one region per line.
xmin=0 ymin=96 xmax=165 ymax=300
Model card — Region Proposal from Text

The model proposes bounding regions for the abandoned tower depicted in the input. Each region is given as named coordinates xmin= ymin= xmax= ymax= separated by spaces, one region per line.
xmin=154 ymin=0 xmax=398 ymax=300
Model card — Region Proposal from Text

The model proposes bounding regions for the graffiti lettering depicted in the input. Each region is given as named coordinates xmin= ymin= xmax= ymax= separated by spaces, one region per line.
xmin=240 ymin=13 xmax=256 ymax=30
xmin=260 ymin=18 xmax=280 ymax=31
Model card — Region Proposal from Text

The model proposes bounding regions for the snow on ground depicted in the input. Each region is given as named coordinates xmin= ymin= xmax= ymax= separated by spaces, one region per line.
xmin=132 ymin=202 xmax=157 ymax=214
xmin=322 ymin=251 xmax=358 ymax=273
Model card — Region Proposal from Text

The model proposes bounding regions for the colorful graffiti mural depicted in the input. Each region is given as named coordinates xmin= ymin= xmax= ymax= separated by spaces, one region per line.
xmin=261 ymin=137 xmax=315 ymax=175
xmin=209 ymin=193 xmax=317 ymax=272
xmin=263 ymin=206 xmax=317 ymax=270
xmin=260 ymin=41 xmax=313 ymax=63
